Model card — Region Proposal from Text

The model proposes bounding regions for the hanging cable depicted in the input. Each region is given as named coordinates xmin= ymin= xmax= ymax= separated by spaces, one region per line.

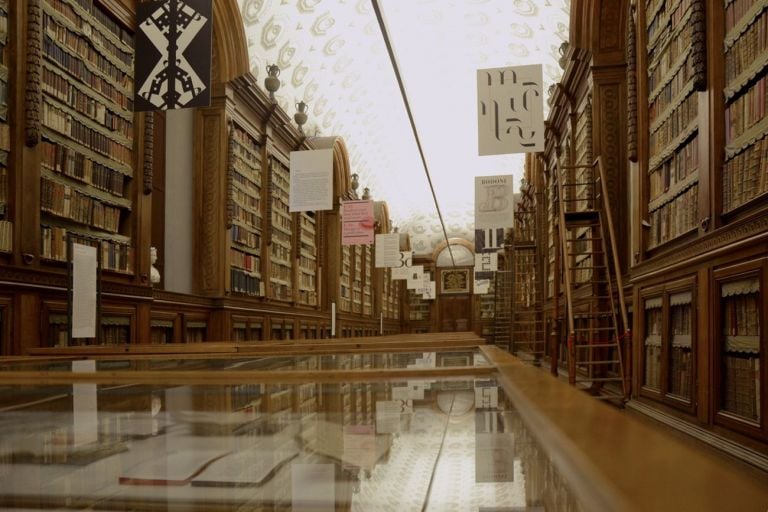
xmin=371 ymin=0 xmax=456 ymax=267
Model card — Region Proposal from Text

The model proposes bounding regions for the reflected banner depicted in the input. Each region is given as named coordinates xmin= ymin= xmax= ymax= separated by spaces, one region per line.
xmin=477 ymin=64 xmax=545 ymax=155
xmin=135 ymin=0 xmax=212 ymax=111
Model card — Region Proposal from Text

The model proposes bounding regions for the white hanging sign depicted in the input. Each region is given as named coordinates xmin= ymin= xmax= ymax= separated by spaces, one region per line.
xmin=477 ymin=63 xmax=545 ymax=155
xmin=392 ymin=251 xmax=414 ymax=280
xmin=375 ymin=233 xmax=400 ymax=267
xmin=289 ymin=149 xmax=334 ymax=212
xmin=72 ymin=243 xmax=97 ymax=338
xmin=474 ymin=252 xmax=498 ymax=279
xmin=474 ymin=278 xmax=491 ymax=295
xmin=406 ymin=265 xmax=424 ymax=290
xmin=475 ymin=175 xmax=515 ymax=229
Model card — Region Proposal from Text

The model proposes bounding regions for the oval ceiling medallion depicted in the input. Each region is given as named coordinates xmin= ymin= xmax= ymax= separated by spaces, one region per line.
xmin=297 ymin=0 xmax=322 ymax=13
xmin=261 ymin=15 xmax=286 ymax=49
xmin=278 ymin=41 xmax=296 ymax=68
xmin=291 ymin=62 xmax=309 ymax=87
xmin=510 ymin=22 xmax=533 ymax=38
xmin=324 ymin=35 xmax=345 ymax=56
xmin=311 ymin=12 xmax=336 ymax=36
xmin=313 ymin=96 xmax=328 ymax=116
xmin=508 ymin=42 xmax=529 ymax=57
xmin=512 ymin=0 xmax=537 ymax=17
xmin=241 ymin=0 xmax=269 ymax=25
xmin=304 ymin=80 xmax=319 ymax=101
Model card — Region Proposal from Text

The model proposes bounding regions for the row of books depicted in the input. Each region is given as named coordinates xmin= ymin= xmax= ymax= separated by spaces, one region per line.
xmin=45 ymin=0 xmax=133 ymax=67
xmin=725 ymin=10 xmax=768 ymax=86
xmin=43 ymin=14 xmax=132 ymax=88
xmin=0 ymin=166 xmax=7 ymax=205
xmin=271 ymin=282 xmax=291 ymax=301
xmin=232 ymin=166 xmax=261 ymax=193
xmin=0 ymin=219 xmax=11 ymax=252
xmin=68 ymin=0 xmax=134 ymax=45
xmin=270 ymin=263 xmax=291 ymax=281
xmin=272 ymin=229 xmax=291 ymax=247
xmin=101 ymin=324 xmax=129 ymax=345
xmin=647 ymin=15 xmax=693 ymax=92
xmin=41 ymin=225 xmax=133 ymax=272
xmin=299 ymin=272 xmax=315 ymax=290
xmin=42 ymin=66 xmax=132 ymax=136
xmin=649 ymin=55 xmax=696 ymax=126
xmin=725 ymin=0 xmax=764 ymax=33
xmin=649 ymin=134 xmax=699 ymax=202
xmin=231 ymin=224 xmax=260 ymax=250
xmin=669 ymin=347 xmax=693 ymax=399
xmin=647 ymin=0 xmax=693 ymax=43
xmin=41 ymin=176 xmax=123 ymax=232
xmin=722 ymin=354 xmax=760 ymax=422
xmin=42 ymin=140 xmax=127 ymax=197
xmin=231 ymin=268 xmax=262 ymax=296
xmin=671 ymin=302 xmax=693 ymax=337
xmin=649 ymin=93 xmax=698 ymax=159
xmin=648 ymin=184 xmax=698 ymax=248
xmin=232 ymin=203 xmax=260 ymax=227
xmin=299 ymin=255 xmax=316 ymax=271
xmin=722 ymin=293 xmax=761 ymax=337
xmin=271 ymin=242 xmax=290 ymax=262
xmin=723 ymin=134 xmax=768 ymax=211
xmin=644 ymin=344 xmax=662 ymax=390
xmin=232 ymin=139 xmax=261 ymax=168
xmin=43 ymin=40 xmax=131 ymax=110
xmin=272 ymin=210 xmax=291 ymax=230
xmin=725 ymin=75 xmax=767 ymax=144
xmin=230 ymin=247 xmax=260 ymax=273
xmin=299 ymin=240 xmax=316 ymax=255
xmin=43 ymin=101 xmax=133 ymax=166
xmin=270 ymin=165 xmax=290 ymax=190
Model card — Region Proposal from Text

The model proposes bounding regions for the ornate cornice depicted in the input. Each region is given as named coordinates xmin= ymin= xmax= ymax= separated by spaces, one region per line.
xmin=25 ymin=0 xmax=42 ymax=147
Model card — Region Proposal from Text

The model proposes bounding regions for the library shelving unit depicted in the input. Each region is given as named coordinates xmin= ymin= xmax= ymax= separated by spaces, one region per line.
xmin=0 ymin=0 xmax=10 ymax=253
xmin=228 ymin=122 xmax=263 ymax=297
xmin=298 ymin=212 xmax=318 ymax=306
xmin=268 ymin=157 xmax=292 ymax=302
xmin=40 ymin=0 xmax=135 ymax=273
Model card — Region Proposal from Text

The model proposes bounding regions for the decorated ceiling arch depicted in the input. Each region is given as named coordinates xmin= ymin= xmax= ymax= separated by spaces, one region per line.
xmin=238 ymin=0 xmax=570 ymax=233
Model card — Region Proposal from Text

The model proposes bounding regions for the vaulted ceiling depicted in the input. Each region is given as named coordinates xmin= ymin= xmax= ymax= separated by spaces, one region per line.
xmin=238 ymin=0 xmax=570 ymax=250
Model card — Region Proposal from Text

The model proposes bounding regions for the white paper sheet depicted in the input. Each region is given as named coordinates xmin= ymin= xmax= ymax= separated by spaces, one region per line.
xmin=72 ymin=360 xmax=97 ymax=447
xmin=475 ymin=175 xmax=515 ymax=229
xmin=474 ymin=278 xmax=491 ymax=295
xmin=289 ymin=149 xmax=333 ymax=212
xmin=375 ymin=233 xmax=401 ymax=267
xmin=406 ymin=265 xmax=424 ymax=290
xmin=391 ymin=251 xmax=414 ymax=280
xmin=72 ymin=243 xmax=97 ymax=338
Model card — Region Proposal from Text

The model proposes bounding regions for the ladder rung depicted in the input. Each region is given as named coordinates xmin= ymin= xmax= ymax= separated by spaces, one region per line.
xmin=578 ymin=360 xmax=621 ymax=365
xmin=573 ymin=344 xmax=620 ymax=349
xmin=572 ymin=327 xmax=616 ymax=332
xmin=575 ymin=377 xmax=623 ymax=383
xmin=567 ymin=251 xmax=603 ymax=256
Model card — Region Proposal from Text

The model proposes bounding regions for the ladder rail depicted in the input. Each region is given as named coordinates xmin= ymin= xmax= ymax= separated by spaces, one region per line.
xmin=554 ymin=162 xmax=576 ymax=338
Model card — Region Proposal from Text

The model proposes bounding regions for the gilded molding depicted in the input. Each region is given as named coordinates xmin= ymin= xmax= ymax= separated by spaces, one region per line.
xmin=691 ymin=0 xmax=706 ymax=91
xmin=627 ymin=3 xmax=638 ymax=162
xmin=200 ymin=115 xmax=220 ymax=293
xmin=226 ymin=121 xmax=235 ymax=228
xmin=25 ymin=0 xmax=42 ymax=147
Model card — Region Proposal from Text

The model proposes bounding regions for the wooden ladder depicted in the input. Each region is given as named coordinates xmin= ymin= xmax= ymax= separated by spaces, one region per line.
xmin=492 ymin=270 xmax=513 ymax=351
xmin=510 ymin=199 xmax=545 ymax=364
xmin=554 ymin=157 xmax=630 ymax=401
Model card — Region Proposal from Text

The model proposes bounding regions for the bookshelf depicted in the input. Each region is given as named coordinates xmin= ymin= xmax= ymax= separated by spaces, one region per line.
xmin=719 ymin=276 xmax=761 ymax=423
xmin=669 ymin=291 xmax=693 ymax=400
xmin=0 ymin=0 xmax=10 ymax=253
xmin=269 ymin=157 xmax=292 ymax=301
xmin=363 ymin=244 xmax=372 ymax=315
xmin=644 ymin=0 xmax=702 ymax=249
xmin=40 ymin=0 xmax=135 ymax=272
xmin=298 ymin=211 xmax=317 ymax=306
xmin=408 ymin=289 xmax=430 ymax=321
xmin=722 ymin=1 xmax=768 ymax=213
xmin=229 ymin=122 xmax=263 ymax=297
xmin=643 ymin=297 xmax=663 ymax=391
xmin=352 ymin=245 xmax=362 ymax=314
xmin=340 ymin=244 xmax=351 ymax=312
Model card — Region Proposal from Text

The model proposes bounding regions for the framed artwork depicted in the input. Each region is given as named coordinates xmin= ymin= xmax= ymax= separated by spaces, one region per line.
xmin=441 ymin=269 xmax=470 ymax=294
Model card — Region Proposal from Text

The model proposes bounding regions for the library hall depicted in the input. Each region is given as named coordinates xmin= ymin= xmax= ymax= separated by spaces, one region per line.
xmin=2 ymin=0 xmax=768 ymax=510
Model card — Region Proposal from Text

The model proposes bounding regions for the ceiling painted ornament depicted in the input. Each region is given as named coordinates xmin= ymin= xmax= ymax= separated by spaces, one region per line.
xmin=239 ymin=0 xmax=568 ymax=231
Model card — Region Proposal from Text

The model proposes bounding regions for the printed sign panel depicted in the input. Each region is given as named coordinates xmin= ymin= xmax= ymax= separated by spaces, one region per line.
xmin=475 ymin=228 xmax=506 ymax=252
xmin=135 ymin=0 xmax=213 ymax=111
xmin=475 ymin=175 xmax=515 ymax=229
xmin=341 ymin=200 xmax=375 ymax=245
xmin=478 ymin=64 xmax=545 ymax=155
xmin=289 ymin=149 xmax=333 ymax=212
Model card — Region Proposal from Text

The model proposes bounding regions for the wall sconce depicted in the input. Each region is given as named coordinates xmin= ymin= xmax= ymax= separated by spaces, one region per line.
xmin=265 ymin=64 xmax=281 ymax=101
xmin=294 ymin=101 xmax=308 ymax=132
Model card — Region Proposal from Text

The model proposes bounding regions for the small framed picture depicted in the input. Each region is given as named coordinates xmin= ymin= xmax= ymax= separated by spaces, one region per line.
xmin=441 ymin=269 xmax=470 ymax=294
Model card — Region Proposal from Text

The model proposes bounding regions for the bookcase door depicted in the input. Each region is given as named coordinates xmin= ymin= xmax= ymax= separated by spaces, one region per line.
xmin=714 ymin=258 xmax=767 ymax=439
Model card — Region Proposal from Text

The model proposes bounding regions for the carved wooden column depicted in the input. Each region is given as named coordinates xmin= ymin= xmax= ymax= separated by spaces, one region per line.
xmin=194 ymin=89 xmax=232 ymax=297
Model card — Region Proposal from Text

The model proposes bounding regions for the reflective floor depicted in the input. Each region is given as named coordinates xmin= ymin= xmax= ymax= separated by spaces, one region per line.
xmin=0 ymin=352 xmax=578 ymax=511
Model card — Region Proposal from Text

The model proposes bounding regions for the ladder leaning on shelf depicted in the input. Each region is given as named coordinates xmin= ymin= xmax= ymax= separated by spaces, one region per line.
xmin=554 ymin=156 xmax=630 ymax=401
xmin=510 ymin=186 xmax=545 ymax=364
xmin=492 ymin=270 xmax=513 ymax=352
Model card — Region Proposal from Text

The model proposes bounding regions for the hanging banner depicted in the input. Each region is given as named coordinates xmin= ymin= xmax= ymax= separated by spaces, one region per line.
xmin=72 ymin=243 xmax=97 ymax=338
xmin=391 ymin=251 xmax=413 ymax=280
xmin=289 ymin=149 xmax=333 ymax=212
xmin=475 ymin=175 xmax=515 ymax=229
xmin=406 ymin=265 xmax=424 ymax=290
xmin=474 ymin=252 xmax=498 ymax=280
xmin=135 ymin=0 xmax=213 ymax=111
xmin=375 ymin=233 xmax=401 ymax=267
xmin=475 ymin=228 xmax=505 ymax=253
xmin=477 ymin=63 xmax=545 ymax=155
xmin=341 ymin=200 xmax=375 ymax=245
xmin=474 ymin=278 xmax=491 ymax=295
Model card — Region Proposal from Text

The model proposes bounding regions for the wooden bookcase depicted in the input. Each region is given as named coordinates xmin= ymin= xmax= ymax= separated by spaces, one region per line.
xmin=228 ymin=121 xmax=263 ymax=297
xmin=298 ymin=211 xmax=318 ymax=306
xmin=268 ymin=156 xmax=292 ymax=302
xmin=0 ymin=0 xmax=10 ymax=254
xmin=40 ymin=0 xmax=136 ymax=273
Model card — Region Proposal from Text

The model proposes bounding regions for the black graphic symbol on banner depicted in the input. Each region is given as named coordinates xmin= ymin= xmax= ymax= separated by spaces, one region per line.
xmin=135 ymin=0 xmax=212 ymax=111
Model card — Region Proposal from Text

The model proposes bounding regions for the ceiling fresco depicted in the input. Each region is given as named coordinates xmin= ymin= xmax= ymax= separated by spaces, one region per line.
xmin=239 ymin=0 xmax=569 ymax=244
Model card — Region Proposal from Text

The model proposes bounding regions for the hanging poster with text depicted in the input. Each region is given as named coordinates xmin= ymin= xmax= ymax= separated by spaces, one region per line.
xmin=391 ymin=251 xmax=414 ymax=280
xmin=72 ymin=243 xmax=97 ymax=338
xmin=406 ymin=265 xmax=425 ymax=290
xmin=475 ymin=175 xmax=515 ymax=229
xmin=341 ymin=200 xmax=375 ymax=245
xmin=474 ymin=252 xmax=498 ymax=280
xmin=475 ymin=227 xmax=505 ymax=252
xmin=477 ymin=63 xmax=544 ymax=155
xmin=135 ymin=0 xmax=213 ymax=111
xmin=474 ymin=278 xmax=491 ymax=295
xmin=375 ymin=233 xmax=401 ymax=267
xmin=289 ymin=149 xmax=333 ymax=212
